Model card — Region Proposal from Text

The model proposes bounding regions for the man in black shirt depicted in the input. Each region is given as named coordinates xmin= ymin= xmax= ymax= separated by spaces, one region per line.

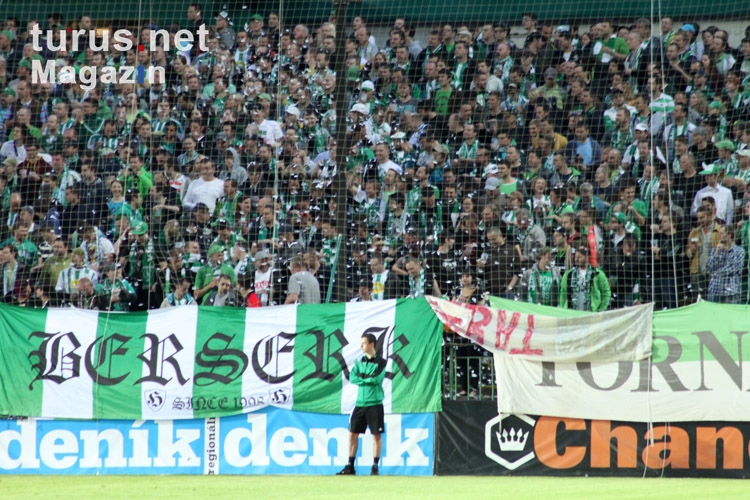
xmin=674 ymin=152 xmax=703 ymax=212
xmin=688 ymin=127 xmax=718 ymax=167
xmin=478 ymin=225 xmax=519 ymax=298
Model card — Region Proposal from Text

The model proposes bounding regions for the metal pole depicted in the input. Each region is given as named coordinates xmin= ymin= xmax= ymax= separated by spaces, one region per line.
xmin=331 ymin=0 xmax=352 ymax=303
xmin=326 ymin=234 xmax=344 ymax=303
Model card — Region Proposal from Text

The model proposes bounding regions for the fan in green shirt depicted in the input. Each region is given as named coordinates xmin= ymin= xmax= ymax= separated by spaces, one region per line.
xmin=194 ymin=244 xmax=237 ymax=302
xmin=433 ymin=69 xmax=453 ymax=116
xmin=95 ymin=263 xmax=137 ymax=312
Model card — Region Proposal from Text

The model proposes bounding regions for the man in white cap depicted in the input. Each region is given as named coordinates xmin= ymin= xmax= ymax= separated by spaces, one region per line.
xmin=691 ymin=163 xmax=734 ymax=224
xmin=478 ymin=176 xmax=503 ymax=213
xmin=250 ymin=104 xmax=283 ymax=148
xmin=214 ymin=11 xmax=236 ymax=50
xmin=723 ymin=149 xmax=750 ymax=191
xmin=355 ymin=79 xmax=375 ymax=108
xmin=622 ymin=122 xmax=651 ymax=168
xmin=284 ymin=105 xmax=301 ymax=130
xmin=349 ymin=102 xmax=370 ymax=127
xmin=390 ymin=131 xmax=414 ymax=170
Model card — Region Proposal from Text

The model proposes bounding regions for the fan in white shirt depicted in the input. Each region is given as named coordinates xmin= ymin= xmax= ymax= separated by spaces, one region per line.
xmin=182 ymin=159 xmax=226 ymax=213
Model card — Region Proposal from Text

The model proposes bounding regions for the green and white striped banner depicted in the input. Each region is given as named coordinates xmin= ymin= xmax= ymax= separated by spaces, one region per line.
xmin=0 ymin=299 xmax=443 ymax=420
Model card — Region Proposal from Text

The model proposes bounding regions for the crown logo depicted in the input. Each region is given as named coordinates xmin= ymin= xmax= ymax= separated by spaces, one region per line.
xmin=496 ymin=427 xmax=529 ymax=452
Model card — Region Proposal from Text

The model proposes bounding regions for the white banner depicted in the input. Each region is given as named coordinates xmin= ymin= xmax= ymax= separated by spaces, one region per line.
xmin=491 ymin=301 xmax=750 ymax=422
xmin=494 ymin=354 xmax=750 ymax=422
xmin=427 ymin=297 xmax=653 ymax=362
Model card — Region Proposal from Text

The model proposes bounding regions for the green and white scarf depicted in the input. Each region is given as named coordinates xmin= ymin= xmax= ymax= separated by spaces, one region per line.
xmin=408 ymin=269 xmax=426 ymax=298
xmin=528 ymin=266 xmax=555 ymax=306
xmin=569 ymin=267 xmax=593 ymax=311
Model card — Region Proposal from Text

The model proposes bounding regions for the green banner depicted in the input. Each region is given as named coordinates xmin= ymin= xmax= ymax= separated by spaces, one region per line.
xmin=0 ymin=299 xmax=443 ymax=420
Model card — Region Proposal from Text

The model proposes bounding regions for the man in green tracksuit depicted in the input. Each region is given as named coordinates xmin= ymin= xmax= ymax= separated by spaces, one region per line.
xmin=337 ymin=333 xmax=387 ymax=476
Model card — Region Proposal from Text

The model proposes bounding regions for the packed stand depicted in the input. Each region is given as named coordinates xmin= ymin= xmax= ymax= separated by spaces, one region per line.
xmin=0 ymin=9 xmax=749 ymax=315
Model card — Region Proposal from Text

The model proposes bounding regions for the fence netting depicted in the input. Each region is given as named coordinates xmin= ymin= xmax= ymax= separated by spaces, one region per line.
xmin=0 ymin=1 xmax=749 ymax=393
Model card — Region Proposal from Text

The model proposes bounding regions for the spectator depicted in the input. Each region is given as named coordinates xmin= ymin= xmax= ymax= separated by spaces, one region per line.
xmin=194 ymin=243 xmax=237 ymax=301
xmin=182 ymin=158 xmax=225 ymax=212
xmin=40 ymin=237 xmax=70 ymax=288
xmin=478 ymin=225 xmax=519 ymax=298
xmin=285 ymin=255 xmax=321 ymax=304
xmin=648 ymin=214 xmax=687 ymax=309
xmin=520 ymin=247 xmax=561 ymax=306
xmin=1 ymin=220 xmax=39 ymax=269
xmin=95 ymin=263 xmax=136 ymax=312
xmin=564 ymin=123 xmax=603 ymax=173
xmin=514 ymin=208 xmax=546 ymax=263
xmin=452 ymin=269 xmax=482 ymax=305
xmin=72 ymin=276 xmax=98 ymax=309
xmin=403 ymin=256 xmax=440 ymax=298
xmin=559 ymin=244 xmax=611 ymax=312
xmin=691 ymin=163 xmax=734 ymax=225
xmin=203 ymin=273 xmax=241 ymax=306
xmin=1 ymin=244 xmax=24 ymax=302
xmin=56 ymin=248 xmax=98 ymax=295
xmin=160 ymin=276 xmax=197 ymax=307
xmin=124 ymin=221 xmax=157 ymax=310
xmin=79 ymin=224 xmax=114 ymax=273
xmin=369 ymin=254 xmax=395 ymax=300
xmin=706 ymin=224 xmax=745 ymax=303
xmin=604 ymin=235 xmax=644 ymax=309
xmin=686 ymin=205 xmax=720 ymax=298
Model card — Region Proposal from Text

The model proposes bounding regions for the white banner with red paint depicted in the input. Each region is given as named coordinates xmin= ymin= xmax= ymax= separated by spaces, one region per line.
xmin=426 ymin=297 xmax=653 ymax=362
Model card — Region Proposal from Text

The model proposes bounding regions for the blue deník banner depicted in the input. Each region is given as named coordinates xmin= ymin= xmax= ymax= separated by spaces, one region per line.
xmin=0 ymin=408 xmax=434 ymax=475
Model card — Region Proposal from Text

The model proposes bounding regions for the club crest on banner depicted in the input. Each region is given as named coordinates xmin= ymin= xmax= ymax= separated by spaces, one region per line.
xmin=145 ymin=390 xmax=166 ymax=412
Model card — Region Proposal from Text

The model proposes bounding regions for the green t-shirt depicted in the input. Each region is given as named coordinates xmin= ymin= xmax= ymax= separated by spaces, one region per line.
xmin=0 ymin=238 xmax=38 ymax=268
xmin=499 ymin=180 xmax=519 ymax=195
xmin=434 ymin=88 xmax=452 ymax=116
xmin=195 ymin=262 xmax=237 ymax=292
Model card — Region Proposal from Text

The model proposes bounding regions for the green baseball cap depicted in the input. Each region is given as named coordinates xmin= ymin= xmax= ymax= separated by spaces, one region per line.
xmin=347 ymin=65 xmax=361 ymax=82
xmin=208 ymin=244 xmax=226 ymax=257
xmin=699 ymin=163 xmax=724 ymax=175
xmin=130 ymin=221 xmax=149 ymax=235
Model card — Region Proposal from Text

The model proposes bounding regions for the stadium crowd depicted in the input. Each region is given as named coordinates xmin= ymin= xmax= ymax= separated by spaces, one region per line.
xmin=0 ymin=8 xmax=749 ymax=312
